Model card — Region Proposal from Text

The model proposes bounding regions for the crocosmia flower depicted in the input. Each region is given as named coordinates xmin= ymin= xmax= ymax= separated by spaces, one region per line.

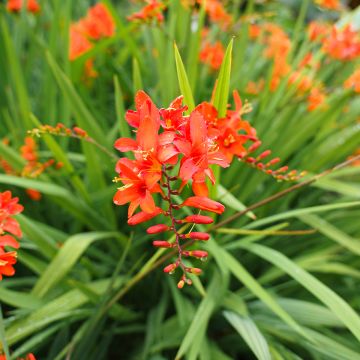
xmin=7 ymin=0 xmax=40 ymax=13
xmin=128 ymin=0 xmax=165 ymax=24
xmin=0 ymin=191 xmax=23 ymax=280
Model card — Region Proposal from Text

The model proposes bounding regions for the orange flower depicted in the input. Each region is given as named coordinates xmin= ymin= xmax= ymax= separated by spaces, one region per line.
xmin=322 ymin=25 xmax=360 ymax=61
xmin=128 ymin=0 xmax=165 ymax=23
xmin=0 ymin=353 xmax=36 ymax=360
xmin=246 ymin=79 xmax=265 ymax=95
xmin=348 ymin=149 xmax=360 ymax=166
xmin=199 ymin=41 xmax=225 ymax=70
xmin=7 ymin=0 xmax=40 ymax=13
xmin=199 ymin=0 xmax=232 ymax=29
xmin=26 ymin=189 xmax=42 ymax=201
xmin=344 ymin=68 xmax=360 ymax=93
xmin=249 ymin=23 xmax=262 ymax=39
xmin=315 ymin=0 xmax=341 ymax=10
xmin=307 ymin=21 xmax=330 ymax=42
xmin=78 ymin=3 xmax=115 ymax=40
xmin=307 ymin=87 xmax=327 ymax=111
xmin=288 ymin=71 xmax=313 ymax=94
xmin=20 ymin=137 xmax=38 ymax=162
xmin=181 ymin=196 xmax=225 ymax=214
xmin=69 ymin=23 xmax=93 ymax=61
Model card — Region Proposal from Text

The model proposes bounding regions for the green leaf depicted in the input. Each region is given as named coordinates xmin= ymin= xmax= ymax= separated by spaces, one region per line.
xmin=175 ymin=271 xmax=226 ymax=359
xmin=223 ymin=311 xmax=271 ymax=360
xmin=174 ymin=42 xmax=195 ymax=112
xmin=132 ymin=57 xmax=143 ymax=93
xmin=212 ymin=38 xmax=233 ymax=117
xmin=45 ymin=51 xmax=106 ymax=144
xmin=217 ymin=184 xmax=256 ymax=220
xmin=32 ymin=232 xmax=118 ymax=298
xmin=241 ymin=243 xmax=360 ymax=341
xmin=219 ymin=248 xmax=309 ymax=340
xmin=0 ymin=287 xmax=43 ymax=310
xmin=299 ymin=214 xmax=360 ymax=256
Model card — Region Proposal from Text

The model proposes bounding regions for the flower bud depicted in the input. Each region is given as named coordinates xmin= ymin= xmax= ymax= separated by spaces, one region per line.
xmin=188 ymin=267 xmax=202 ymax=275
xmin=181 ymin=196 xmax=225 ymax=214
xmin=183 ymin=215 xmax=213 ymax=224
xmin=185 ymin=232 xmax=210 ymax=241
xmin=248 ymin=141 xmax=262 ymax=152
xmin=153 ymin=241 xmax=173 ymax=248
xmin=147 ymin=224 xmax=169 ymax=234
xmin=258 ymin=150 xmax=271 ymax=159
xmin=188 ymin=250 xmax=208 ymax=258
xmin=163 ymin=263 xmax=177 ymax=273
xmin=177 ymin=280 xmax=185 ymax=289
xmin=266 ymin=157 xmax=280 ymax=167
xmin=73 ymin=127 xmax=88 ymax=137
xmin=127 ymin=208 xmax=162 ymax=225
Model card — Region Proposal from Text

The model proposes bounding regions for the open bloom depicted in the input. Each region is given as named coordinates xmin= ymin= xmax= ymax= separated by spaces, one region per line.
xmin=7 ymin=0 xmax=40 ymax=13
xmin=344 ymin=68 xmax=360 ymax=93
xmin=128 ymin=0 xmax=165 ymax=23
xmin=113 ymin=159 xmax=162 ymax=217
xmin=199 ymin=41 xmax=225 ymax=70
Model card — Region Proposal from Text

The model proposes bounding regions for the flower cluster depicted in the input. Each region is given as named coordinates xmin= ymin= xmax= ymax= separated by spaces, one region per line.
xmin=199 ymin=40 xmax=225 ymax=70
xmin=0 ymin=191 xmax=23 ymax=280
xmin=315 ymin=0 xmax=341 ymax=10
xmin=0 ymin=137 xmax=62 ymax=201
xmin=69 ymin=3 xmax=115 ymax=77
xmin=128 ymin=0 xmax=165 ymax=24
xmin=113 ymin=90 xmax=303 ymax=287
xmin=6 ymin=0 xmax=40 ymax=14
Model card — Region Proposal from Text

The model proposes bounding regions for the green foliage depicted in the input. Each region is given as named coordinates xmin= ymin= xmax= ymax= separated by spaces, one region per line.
xmin=0 ymin=0 xmax=360 ymax=359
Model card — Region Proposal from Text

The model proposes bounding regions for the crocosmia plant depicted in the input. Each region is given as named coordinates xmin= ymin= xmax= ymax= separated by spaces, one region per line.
xmin=1 ymin=0 xmax=360 ymax=359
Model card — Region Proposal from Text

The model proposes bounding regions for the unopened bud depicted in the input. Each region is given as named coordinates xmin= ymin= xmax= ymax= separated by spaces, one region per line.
xmin=188 ymin=267 xmax=202 ymax=275
xmin=185 ymin=232 xmax=210 ymax=240
xmin=73 ymin=127 xmax=88 ymax=137
xmin=147 ymin=224 xmax=169 ymax=234
xmin=153 ymin=241 xmax=173 ymax=248
xmin=248 ymin=141 xmax=262 ymax=153
xmin=245 ymin=157 xmax=256 ymax=163
xmin=183 ymin=215 xmax=214 ymax=224
xmin=267 ymin=157 xmax=281 ymax=167
xmin=188 ymin=250 xmax=208 ymax=258
xmin=258 ymin=150 xmax=271 ymax=159
xmin=276 ymin=166 xmax=289 ymax=173
xmin=164 ymin=263 xmax=177 ymax=273
xmin=177 ymin=280 xmax=185 ymax=289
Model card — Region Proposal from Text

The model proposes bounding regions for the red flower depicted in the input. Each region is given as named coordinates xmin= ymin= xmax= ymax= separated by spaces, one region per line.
xmin=344 ymin=68 xmax=360 ymax=93
xmin=128 ymin=0 xmax=165 ymax=24
xmin=322 ymin=25 xmax=360 ymax=61
xmin=7 ymin=0 xmax=40 ymax=13
xmin=181 ymin=196 xmax=225 ymax=214
xmin=79 ymin=3 xmax=115 ymax=40
xmin=69 ymin=23 xmax=93 ymax=61
xmin=113 ymin=159 xmax=162 ymax=217
xmin=175 ymin=111 xmax=229 ymax=196
xmin=199 ymin=41 xmax=225 ymax=70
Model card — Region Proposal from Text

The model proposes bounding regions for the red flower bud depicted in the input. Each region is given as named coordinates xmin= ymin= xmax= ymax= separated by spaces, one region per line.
xmin=245 ymin=157 xmax=256 ymax=163
xmin=181 ymin=196 xmax=225 ymax=214
xmin=183 ymin=215 xmax=213 ymax=224
xmin=266 ymin=157 xmax=280 ymax=167
xmin=188 ymin=250 xmax=208 ymax=258
xmin=153 ymin=241 xmax=173 ymax=248
xmin=248 ymin=141 xmax=262 ymax=152
xmin=164 ymin=263 xmax=177 ymax=273
xmin=147 ymin=224 xmax=169 ymax=234
xmin=73 ymin=127 xmax=88 ymax=137
xmin=177 ymin=279 xmax=185 ymax=289
xmin=276 ymin=166 xmax=289 ymax=173
xmin=188 ymin=267 xmax=202 ymax=275
xmin=258 ymin=150 xmax=271 ymax=159
xmin=185 ymin=232 xmax=210 ymax=240
xmin=127 ymin=208 xmax=162 ymax=225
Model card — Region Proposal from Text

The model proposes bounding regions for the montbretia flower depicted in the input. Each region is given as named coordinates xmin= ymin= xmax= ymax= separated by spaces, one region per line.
xmin=113 ymin=90 xmax=304 ymax=287
xmin=315 ymin=0 xmax=341 ymax=10
xmin=0 ymin=191 xmax=23 ymax=280
xmin=307 ymin=87 xmax=327 ymax=111
xmin=7 ymin=0 xmax=40 ymax=13
xmin=128 ymin=0 xmax=165 ymax=24
xmin=0 ymin=353 xmax=36 ymax=360
xmin=69 ymin=3 xmax=115 ymax=77
xmin=344 ymin=68 xmax=360 ymax=93
xmin=199 ymin=41 xmax=225 ymax=70
xmin=322 ymin=25 xmax=360 ymax=61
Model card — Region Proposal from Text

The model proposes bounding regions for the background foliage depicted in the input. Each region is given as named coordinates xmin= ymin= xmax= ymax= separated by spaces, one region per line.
xmin=0 ymin=0 xmax=360 ymax=359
